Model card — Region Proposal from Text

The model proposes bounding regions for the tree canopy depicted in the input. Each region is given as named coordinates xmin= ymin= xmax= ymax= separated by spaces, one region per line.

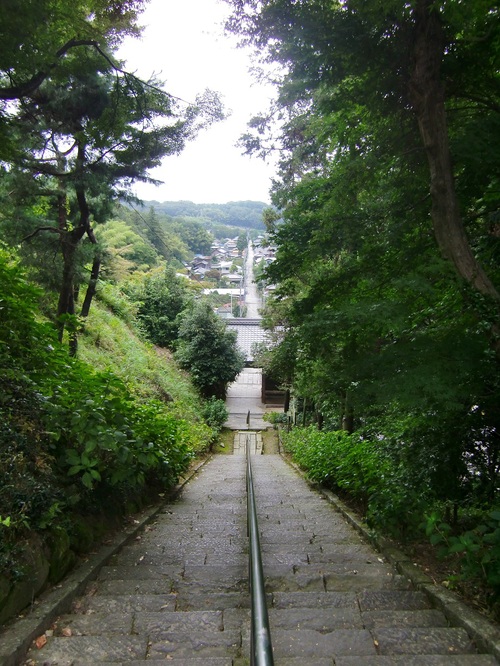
xmin=225 ymin=0 xmax=500 ymax=535
xmin=0 ymin=0 xmax=224 ymax=353
xmin=175 ymin=301 xmax=245 ymax=399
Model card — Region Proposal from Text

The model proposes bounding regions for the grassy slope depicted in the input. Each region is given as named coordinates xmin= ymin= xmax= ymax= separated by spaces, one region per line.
xmin=77 ymin=298 xmax=208 ymax=443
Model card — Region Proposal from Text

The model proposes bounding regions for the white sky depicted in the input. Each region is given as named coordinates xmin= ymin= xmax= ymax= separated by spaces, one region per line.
xmin=118 ymin=0 xmax=276 ymax=204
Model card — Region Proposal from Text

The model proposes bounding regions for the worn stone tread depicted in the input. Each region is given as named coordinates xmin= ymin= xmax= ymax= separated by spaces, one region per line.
xmin=268 ymin=627 xmax=377 ymax=658
xmin=30 ymin=635 xmax=148 ymax=662
xmin=335 ymin=657 xmax=499 ymax=665
xmin=361 ymin=609 xmax=449 ymax=629
xmin=372 ymin=626 xmax=476 ymax=655
xmin=73 ymin=593 xmax=177 ymax=613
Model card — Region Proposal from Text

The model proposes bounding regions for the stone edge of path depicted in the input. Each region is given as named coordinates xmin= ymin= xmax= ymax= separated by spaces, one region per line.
xmin=282 ymin=453 xmax=500 ymax=663
xmin=0 ymin=456 xmax=212 ymax=666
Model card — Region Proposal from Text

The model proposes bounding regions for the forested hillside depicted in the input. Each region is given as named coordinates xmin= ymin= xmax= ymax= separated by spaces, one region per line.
xmin=141 ymin=199 xmax=267 ymax=236
xmin=0 ymin=0 xmax=246 ymax=625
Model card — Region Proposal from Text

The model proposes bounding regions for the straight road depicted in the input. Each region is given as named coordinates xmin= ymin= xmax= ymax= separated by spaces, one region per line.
xmin=243 ymin=243 xmax=261 ymax=319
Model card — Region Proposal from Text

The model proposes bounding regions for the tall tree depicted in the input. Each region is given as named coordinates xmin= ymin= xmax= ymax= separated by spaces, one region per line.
xmin=1 ymin=36 xmax=224 ymax=353
xmin=226 ymin=0 xmax=500 ymax=316
xmin=0 ymin=0 xmax=144 ymax=101
xmin=408 ymin=0 xmax=500 ymax=306
xmin=0 ymin=1 xmax=146 ymax=160
xmin=175 ymin=301 xmax=245 ymax=398
xmin=224 ymin=0 xmax=500 ymax=504
xmin=137 ymin=267 xmax=192 ymax=348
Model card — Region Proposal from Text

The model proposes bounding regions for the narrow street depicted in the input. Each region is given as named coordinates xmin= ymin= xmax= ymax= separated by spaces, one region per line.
xmin=243 ymin=243 xmax=261 ymax=319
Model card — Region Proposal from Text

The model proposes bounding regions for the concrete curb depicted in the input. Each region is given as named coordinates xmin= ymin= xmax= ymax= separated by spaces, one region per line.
xmin=282 ymin=453 xmax=500 ymax=662
xmin=0 ymin=456 xmax=211 ymax=666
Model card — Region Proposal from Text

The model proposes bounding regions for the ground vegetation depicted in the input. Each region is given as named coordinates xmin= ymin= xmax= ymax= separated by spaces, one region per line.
xmin=0 ymin=0 xmax=241 ymax=624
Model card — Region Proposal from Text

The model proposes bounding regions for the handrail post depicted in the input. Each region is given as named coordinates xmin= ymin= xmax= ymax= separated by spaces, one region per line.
xmin=246 ymin=436 xmax=274 ymax=666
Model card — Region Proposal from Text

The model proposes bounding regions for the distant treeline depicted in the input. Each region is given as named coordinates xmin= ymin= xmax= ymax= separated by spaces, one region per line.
xmin=144 ymin=200 xmax=268 ymax=231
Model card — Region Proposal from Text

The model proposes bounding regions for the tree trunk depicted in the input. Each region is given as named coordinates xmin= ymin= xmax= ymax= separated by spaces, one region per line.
xmin=56 ymin=163 xmax=90 ymax=354
xmin=409 ymin=0 xmax=500 ymax=305
xmin=80 ymin=217 xmax=101 ymax=321
xmin=340 ymin=389 xmax=354 ymax=433
xmin=57 ymin=229 xmax=84 ymax=354
xmin=76 ymin=146 xmax=101 ymax=322
xmin=68 ymin=287 xmax=78 ymax=358
xmin=80 ymin=254 xmax=101 ymax=319
xmin=56 ymin=190 xmax=73 ymax=343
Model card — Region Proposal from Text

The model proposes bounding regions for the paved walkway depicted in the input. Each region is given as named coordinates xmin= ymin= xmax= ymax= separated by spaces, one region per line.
xmin=224 ymin=368 xmax=268 ymax=431
xmin=243 ymin=244 xmax=261 ymax=319
xmin=232 ymin=431 xmax=263 ymax=455
xmin=20 ymin=453 xmax=499 ymax=665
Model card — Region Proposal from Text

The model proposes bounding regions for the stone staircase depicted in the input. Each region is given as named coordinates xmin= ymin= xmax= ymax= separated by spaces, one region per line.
xmin=22 ymin=452 xmax=499 ymax=665
xmin=251 ymin=454 xmax=498 ymax=665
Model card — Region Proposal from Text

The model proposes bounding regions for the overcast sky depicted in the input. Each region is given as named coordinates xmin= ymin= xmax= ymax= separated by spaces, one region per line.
xmin=118 ymin=0 xmax=276 ymax=204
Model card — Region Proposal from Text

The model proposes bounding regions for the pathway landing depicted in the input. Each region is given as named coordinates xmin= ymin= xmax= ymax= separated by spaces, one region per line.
xmin=224 ymin=368 xmax=268 ymax=431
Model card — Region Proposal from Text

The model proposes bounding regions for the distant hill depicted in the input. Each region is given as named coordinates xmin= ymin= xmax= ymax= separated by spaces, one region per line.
xmin=144 ymin=200 xmax=268 ymax=231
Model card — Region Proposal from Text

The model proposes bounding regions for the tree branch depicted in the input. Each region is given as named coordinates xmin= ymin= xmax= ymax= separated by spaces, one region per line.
xmin=22 ymin=226 xmax=61 ymax=242
xmin=0 ymin=37 xmax=189 ymax=105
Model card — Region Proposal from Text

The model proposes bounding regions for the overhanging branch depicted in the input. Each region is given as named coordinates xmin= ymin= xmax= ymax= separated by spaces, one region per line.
xmin=22 ymin=226 xmax=61 ymax=242
xmin=0 ymin=37 xmax=188 ymax=105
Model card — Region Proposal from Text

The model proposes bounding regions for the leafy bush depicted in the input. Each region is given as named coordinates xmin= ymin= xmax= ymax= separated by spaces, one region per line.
xmin=175 ymin=301 xmax=245 ymax=398
xmin=202 ymin=397 xmax=229 ymax=431
xmin=263 ymin=411 xmax=288 ymax=426
xmin=0 ymin=247 xmax=205 ymax=578
xmin=281 ymin=426 xmax=432 ymax=538
xmin=136 ymin=267 xmax=191 ymax=348
xmin=424 ymin=509 xmax=500 ymax=607
xmin=42 ymin=368 xmax=193 ymax=491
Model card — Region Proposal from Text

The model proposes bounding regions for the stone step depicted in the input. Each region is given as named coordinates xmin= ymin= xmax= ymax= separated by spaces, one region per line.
xmin=20 ymin=455 xmax=499 ymax=665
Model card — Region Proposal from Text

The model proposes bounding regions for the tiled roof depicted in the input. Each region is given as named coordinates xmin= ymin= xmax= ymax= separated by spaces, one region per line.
xmin=226 ymin=318 xmax=269 ymax=362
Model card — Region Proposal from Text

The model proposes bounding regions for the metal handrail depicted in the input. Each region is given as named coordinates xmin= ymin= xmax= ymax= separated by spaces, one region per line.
xmin=246 ymin=436 xmax=274 ymax=665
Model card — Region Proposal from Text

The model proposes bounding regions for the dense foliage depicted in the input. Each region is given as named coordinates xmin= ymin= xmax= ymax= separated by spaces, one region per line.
xmin=282 ymin=425 xmax=500 ymax=611
xmin=135 ymin=267 xmax=192 ymax=347
xmin=175 ymin=301 xmax=245 ymax=398
xmin=0 ymin=246 xmax=215 ymax=576
xmin=226 ymin=0 xmax=500 ymax=608
xmin=149 ymin=199 xmax=268 ymax=231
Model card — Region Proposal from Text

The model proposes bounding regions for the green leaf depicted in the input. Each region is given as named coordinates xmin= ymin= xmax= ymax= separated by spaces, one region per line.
xmin=82 ymin=472 xmax=93 ymax=489
xmin=448 ymin=541 xmax=467 ymax=554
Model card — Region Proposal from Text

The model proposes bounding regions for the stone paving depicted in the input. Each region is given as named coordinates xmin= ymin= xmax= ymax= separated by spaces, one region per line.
xmin=19 ymin=449 xmax=500 ymax=665
xmin=232 ymin=432 xmax=262 ymax=455
xmin=224 ymin=368 xmax=269 ymax=431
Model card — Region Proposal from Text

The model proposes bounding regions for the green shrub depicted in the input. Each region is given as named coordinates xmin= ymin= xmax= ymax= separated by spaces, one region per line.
xmin=202 ymin=397 xmax=229 ymax=431
xmin=263 ymin=411 xmax=288 ymax=427
xmin=42 ymin=368 xmax=193 ymax=491
xmin=424 ymin=509 xmax=500 ymax=606
xmin=281 ymin=426 xmax=431 ymax=538
xmin=0 ymin=248 xmax=203 ymax=551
